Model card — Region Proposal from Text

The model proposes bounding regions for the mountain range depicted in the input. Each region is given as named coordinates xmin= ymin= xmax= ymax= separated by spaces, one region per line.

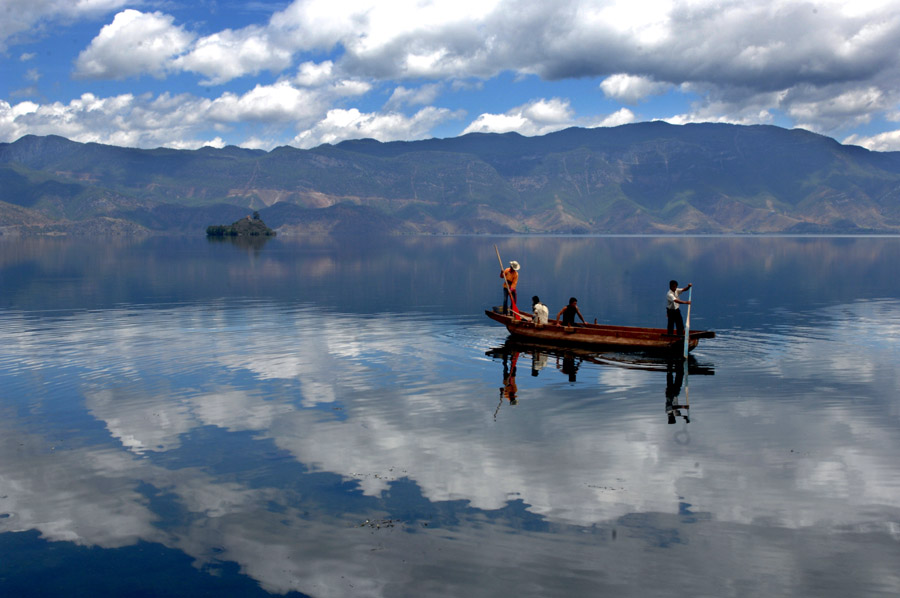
xmin=2 ymin=121 xmax=900 ymax=235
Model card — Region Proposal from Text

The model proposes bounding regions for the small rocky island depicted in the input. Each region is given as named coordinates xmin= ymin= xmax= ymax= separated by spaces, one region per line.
xmin=206 ymin=212 xmax=276 ymax=237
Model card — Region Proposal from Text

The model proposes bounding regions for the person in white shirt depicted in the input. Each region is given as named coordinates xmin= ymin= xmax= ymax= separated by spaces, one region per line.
xmin=531 ymin=295 xmax=549 ymax=325
xmin=666 ymin=280 xmax=692 ymax=335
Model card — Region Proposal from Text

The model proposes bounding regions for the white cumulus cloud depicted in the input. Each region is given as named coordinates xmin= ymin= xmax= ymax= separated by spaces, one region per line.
xmin=0 ymin=0 xmax=128 ymax=50
xmin=843 ymin=129 xmax=900 ymax=152
xmin=600 ymin=107 xmax=638 ymax=127
xmin=463 ymin=98 xmax=574 ymax=135
xmin=5 ymin=0 xmax=900 ymax=147
xmin=600 ymin=74 xmax=669 ymax=104
xmin=74 ymin=10 xmax=195 ymax=80
xmin=462 ymin=98 xmax=630 ymax=136
xmin=0 ymin=78 xmax=429 ymax=150
xmin=786 ymin=85 xmax=890 ymax=131
xmin=386 ymin=83 xmax=444 ymax=109
xmin=294 ymin=61 xmax=335 ymax=87
xmin=292 ymin=106 xmax=459 ymax=148
xmin=175 ymin=26 xmax=294 ymax=85
xmin=206 ymin=81 xmax=325 ymax=123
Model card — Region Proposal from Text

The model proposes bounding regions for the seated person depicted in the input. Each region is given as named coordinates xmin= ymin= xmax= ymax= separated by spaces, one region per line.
xmin=531 ymin=296 xmax=549 ymax=325
xmin=556 ymin=297 xmax=586 ymax=327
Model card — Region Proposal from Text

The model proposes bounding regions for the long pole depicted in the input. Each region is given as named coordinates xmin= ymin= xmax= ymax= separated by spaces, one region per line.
xmin=682 ymin=287 xmax=692 ymax=360
xmin=494 ymin=245 xmax=520 ymax=320
xmin=682 ymin=286 xmax=693 ymax=414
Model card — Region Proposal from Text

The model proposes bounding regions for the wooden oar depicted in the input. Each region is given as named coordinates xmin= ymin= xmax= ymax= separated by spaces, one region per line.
xmin=494 ymin=245 xmax=520 ymax=320
xmin=682 ymin=287 xmax=692 ymax=359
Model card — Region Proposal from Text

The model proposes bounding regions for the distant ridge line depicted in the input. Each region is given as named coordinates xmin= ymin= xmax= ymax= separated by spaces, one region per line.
xmin=1 ymin=123 xmax=899 ymax=236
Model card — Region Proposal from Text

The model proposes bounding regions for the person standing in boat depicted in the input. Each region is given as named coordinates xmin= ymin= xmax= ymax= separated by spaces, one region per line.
xmin=500 ymin=261 xmax=520 ymax=315
xmin=666 ymin=280 xmax=692 ymax=336
xmin=531 ymin=295 xmax=549 ymax=325
xmin=556 ymin=297 xmax=586 ymax=327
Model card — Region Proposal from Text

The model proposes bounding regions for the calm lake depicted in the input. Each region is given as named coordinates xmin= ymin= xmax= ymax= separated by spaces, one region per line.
xmin=1 ymin=235 xmax=899 ymax=597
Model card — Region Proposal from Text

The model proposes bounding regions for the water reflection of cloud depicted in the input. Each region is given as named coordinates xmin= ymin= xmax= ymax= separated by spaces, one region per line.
xmin=86 ymin=387 xmax=195 ymax=453
xmin=594 ymin=365 xmax=647 ymax=392
xmin=0 ymin=422 xmax=396 ymax=596
xmin=2 ymin=298 xmax=900 ymax=595
xmin=0 ymin=428 xmax=164 ymax=548
xmin=6 ymin=301 xmax=900 ymax=526
xmin=2 ymin=425 xmax=897 ymax=598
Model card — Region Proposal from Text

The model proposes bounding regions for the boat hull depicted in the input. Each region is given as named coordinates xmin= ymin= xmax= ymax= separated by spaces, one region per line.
xmin=485 ymin=309 xmax=714 ymax=352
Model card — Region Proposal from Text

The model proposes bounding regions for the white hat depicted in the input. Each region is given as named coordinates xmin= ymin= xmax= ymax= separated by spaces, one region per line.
xmin=509 ymin=261 xmax=520 ymax=271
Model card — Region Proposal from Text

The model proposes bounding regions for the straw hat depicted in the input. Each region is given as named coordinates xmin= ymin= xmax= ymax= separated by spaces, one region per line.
xmin=509 ymin=260 xmax=520 ymax=271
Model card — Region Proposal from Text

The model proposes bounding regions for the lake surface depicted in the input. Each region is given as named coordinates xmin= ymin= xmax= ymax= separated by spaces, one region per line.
xmin=1 ymin=235 xmax=899 ymax=597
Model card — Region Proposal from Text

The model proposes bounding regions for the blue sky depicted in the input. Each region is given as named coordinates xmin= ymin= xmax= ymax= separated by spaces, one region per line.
xmin=2 ymin=0 xmax=900 ymax=151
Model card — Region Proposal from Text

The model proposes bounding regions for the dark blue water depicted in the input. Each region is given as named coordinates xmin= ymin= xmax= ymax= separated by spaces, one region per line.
xmin=1 ymin=235 xmax=899 ymax=597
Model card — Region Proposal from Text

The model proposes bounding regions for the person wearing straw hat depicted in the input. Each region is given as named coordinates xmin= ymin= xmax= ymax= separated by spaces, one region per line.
xmin=500 ymin=260 xmax=520 ymax=315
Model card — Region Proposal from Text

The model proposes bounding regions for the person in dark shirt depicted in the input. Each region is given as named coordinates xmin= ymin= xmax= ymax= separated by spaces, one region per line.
xmin=555 ymin=297 xmax=586 ymax=327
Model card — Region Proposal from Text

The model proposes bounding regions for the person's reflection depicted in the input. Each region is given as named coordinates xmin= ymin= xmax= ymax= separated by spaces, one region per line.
xmin=501 ymin=351 xmax=519 ymax=405
xmin=557 ymin=351 xmax=581 ymax=382
xmin=531 ymin=349 xmax=547 ymax=377
xmin=666 ymin=359 xmax=690 ymax=424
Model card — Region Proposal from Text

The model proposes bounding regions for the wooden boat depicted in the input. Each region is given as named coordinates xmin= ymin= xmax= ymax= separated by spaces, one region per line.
xmin=485 ymin=307 xmax=715 ymax=353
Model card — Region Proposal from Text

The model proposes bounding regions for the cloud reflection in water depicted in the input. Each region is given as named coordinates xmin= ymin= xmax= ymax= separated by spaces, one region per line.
xmin=0 ymin=296 xmax=899 ymax=596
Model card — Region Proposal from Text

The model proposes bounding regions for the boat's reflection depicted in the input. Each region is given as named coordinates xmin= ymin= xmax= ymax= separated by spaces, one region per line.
xmin=496 ymin=345 xmax=583 ymax=403
xmin=487 ymin=339 xmax=714 ymax=420
xmin=487 ymin=339 xmax=715 ymax=376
